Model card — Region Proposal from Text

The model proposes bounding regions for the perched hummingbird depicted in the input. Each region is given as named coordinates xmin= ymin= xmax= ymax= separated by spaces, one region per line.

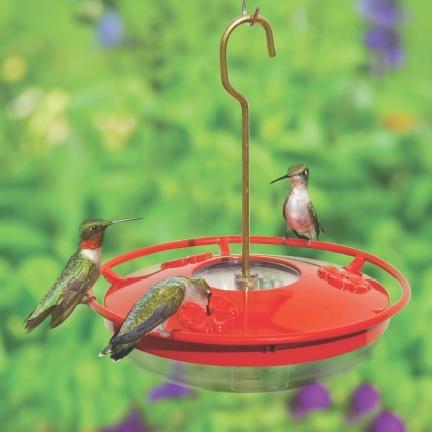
xmin=271 ymin=164 xmax=324 ymax=244
xmin=99 ymin=276 xmax=212 ymax=361
xmin=24 ymin=217 xmax=142 ymax=331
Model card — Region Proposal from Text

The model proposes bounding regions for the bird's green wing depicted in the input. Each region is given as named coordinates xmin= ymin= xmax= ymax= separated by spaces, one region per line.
xmin=110 ymin=303 xmax=177 ymax=345
xmin=111 ymin=283 xmax=184 ymax=345
xmin=49 ymin=257 xmax=99 ymax=328
xmin=25 ymin=253 xmax=98 ymax=330
xmin=307 ymin=202 xmax=325 ymax=239
xmin=25 ymin=255 xmax=76 ymax=321
xmin=282 ymin=196 xmax=288 ymax=221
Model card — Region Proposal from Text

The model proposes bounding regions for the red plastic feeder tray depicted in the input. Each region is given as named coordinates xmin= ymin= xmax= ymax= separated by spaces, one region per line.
xmin=88 ymin=235 xmax=410 ymax=392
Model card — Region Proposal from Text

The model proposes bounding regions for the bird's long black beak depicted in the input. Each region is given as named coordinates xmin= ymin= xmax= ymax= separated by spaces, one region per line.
xmin=270 ymin=174 xmax=291 ymax=184
xmin=110 ymin=217 xmax=143 ymax=225
xmin=206 ymin=290 xmax=212 ymax=316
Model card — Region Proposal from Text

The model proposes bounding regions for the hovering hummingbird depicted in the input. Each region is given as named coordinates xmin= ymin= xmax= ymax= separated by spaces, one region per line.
xmin=271 ymin=164 xmax=324 ymax=244
xmin=99 ymin=276 xmax=212 ymax=361
xmin=24 ymin=217 xmax=142 ymax=331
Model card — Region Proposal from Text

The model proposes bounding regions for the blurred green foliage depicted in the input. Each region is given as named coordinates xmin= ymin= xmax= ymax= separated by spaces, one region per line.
xmin=0 ymin=0 xmax=431 ymax=431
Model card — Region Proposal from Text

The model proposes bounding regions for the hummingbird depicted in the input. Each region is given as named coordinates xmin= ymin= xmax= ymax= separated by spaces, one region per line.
xmin=99 ymin=276 xmax=212 ymax=361
xmin=271 ymin=164 xmax=324 ymax=244
xmin=24 ymin=217 xmax=142 ymax=331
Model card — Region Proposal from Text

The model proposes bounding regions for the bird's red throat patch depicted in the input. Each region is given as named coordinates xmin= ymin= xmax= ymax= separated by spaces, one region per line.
xmin=80 ymin=235 xmax=102 ymax=250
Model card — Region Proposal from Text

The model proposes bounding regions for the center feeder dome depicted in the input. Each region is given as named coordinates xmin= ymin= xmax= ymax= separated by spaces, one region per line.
xmin=88 ymin=8 xmax=410 ymax=392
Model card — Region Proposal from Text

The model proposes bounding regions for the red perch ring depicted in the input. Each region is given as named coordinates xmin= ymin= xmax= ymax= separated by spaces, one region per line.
xmin=87 ymin=236 xmax=410 ymax=370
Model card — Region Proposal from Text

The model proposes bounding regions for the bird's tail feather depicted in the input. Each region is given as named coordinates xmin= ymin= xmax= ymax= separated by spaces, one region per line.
xmin=49 ymin=308 xmax=72 ymax=329
xmin=99 ymin=344 xmax=112 ymax=357
xmin=110 ymin=341 xmax=137 ymax=361
xmin=99 ymin=328 xmax=137 ymax=361
xmin=49 ymin=294 xmax=82 ymax=329
xmin=24 ymin=306 xmax=55 ymax=332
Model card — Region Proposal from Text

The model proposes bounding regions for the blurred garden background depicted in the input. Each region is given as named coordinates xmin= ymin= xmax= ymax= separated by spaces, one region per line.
xmin=1 ymin=0 xmax=431 ymax=430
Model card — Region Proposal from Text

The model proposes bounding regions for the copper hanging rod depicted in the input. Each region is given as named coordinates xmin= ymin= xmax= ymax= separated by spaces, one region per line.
xmin=220 ymin=6 xmax=276 ymax=284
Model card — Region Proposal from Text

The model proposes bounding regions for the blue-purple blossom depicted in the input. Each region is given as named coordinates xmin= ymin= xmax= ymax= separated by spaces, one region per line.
xmin=383 ymin=43 xmax=404 ymax=68
xmin=289 ymin=383 xmax=332 ymax=418
xmin=96 ymin=10 xmax=124 ymax=48
xmin=365 ymin=27 xmax=398 ymax=51
xmin=101 ymin=408 xmax=152 ymax=432
xmin=347 ymin=383 xmax=380 ymax=421
xmin=358 ymin=0 xmax=404 ymax=27
xmin=364 ymin=27 xmax=404 ymax=68
xmin=148 ymin=381 xmax=194 ymax=402
xmin=147 ymin=363 xmax=194 ymax=402
xmin=357 ymin=0 xmax=405 ymax=72
xmin=369 ymin=411 xmax=406 ymax=432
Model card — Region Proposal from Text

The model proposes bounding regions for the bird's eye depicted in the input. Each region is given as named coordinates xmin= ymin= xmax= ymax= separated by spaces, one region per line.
xmin=91 ymin=225 xmax=98 ymax=231
xmin=303 ymin=170 xmax=308 ymax=175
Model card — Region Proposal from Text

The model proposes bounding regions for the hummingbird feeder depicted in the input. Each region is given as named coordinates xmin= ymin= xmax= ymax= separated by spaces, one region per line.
xmin=87 ymin=4 xmax=410 ymax=392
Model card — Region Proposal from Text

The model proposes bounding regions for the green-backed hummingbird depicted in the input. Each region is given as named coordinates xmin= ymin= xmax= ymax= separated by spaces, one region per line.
xmin=99 ymin=276 xmax=212 ymax=361
xmin=24 ymin=217 xmax=142 ymax=331
xmin=271 ymin=164 xmax=325 ymax=244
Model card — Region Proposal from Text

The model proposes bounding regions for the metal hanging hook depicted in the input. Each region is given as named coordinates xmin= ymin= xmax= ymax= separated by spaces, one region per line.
xmin=241 ymin=1 xmax=260 ymax=24
xmin=220 ymin=7 xmax=276 ymax=287
xmin=241 ymin=0 xmax=247 ymax=15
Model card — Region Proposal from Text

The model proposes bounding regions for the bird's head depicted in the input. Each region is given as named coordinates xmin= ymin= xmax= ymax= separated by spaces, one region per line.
xmin=271 ymin=163 xmax=309 ymax=186
xmin=190 ymin=278 xmax=212 ymax=315
xmin=79 ymin=217 xmax=142 ymax=249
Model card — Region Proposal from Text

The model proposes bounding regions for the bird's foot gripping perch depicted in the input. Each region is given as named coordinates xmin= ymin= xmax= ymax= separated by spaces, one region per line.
xmin=283 ymin=233 xmax=291 ymax=245
xmin=81 ymin=295 xmax=96 ymax=305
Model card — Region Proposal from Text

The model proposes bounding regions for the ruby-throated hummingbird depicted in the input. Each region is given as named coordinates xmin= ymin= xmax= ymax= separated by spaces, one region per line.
xmin=24 ymin=217 xmax=142 ymax=331
xmin=271 ymin=164 xmax=324 ymax=244
xmin=99 ymin=276 xmax=212 ymax=361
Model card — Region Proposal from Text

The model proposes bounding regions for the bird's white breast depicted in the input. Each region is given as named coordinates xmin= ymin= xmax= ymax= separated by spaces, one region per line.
xmin=286 ymin=185 xmax=310 ymax=216
xmin=81 ymin=248 xmax=101 ymax=265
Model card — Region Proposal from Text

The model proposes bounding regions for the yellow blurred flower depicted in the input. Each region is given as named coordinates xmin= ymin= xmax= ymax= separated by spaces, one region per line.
xmin=42 ymin=88 xmax=70 ymax=116
xmin=7 ymin=87 xmax=44 ymax=119
xmin=1 ymin=54 xmax=27 ymax=82
xmin=27 ymin=88 xmax=71 ymax=151
xmin=93 ymin=113 xmax=137 ymax=151
xmin=381 ymin=112 xmax=416 ymax=133
xmin=46 ymin=118 xmax=71 ymax=146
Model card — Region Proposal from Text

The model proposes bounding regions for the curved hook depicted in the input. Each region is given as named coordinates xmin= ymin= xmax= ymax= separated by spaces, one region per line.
xmin=220 ymin=13 xmax=276 ymax=108
xmin=241 ymin=0 xmax=260 ymax=23
xmin=219 ymin=9 xmax=276 ymax=285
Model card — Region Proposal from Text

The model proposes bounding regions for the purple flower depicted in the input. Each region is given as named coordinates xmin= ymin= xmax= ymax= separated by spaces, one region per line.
xmin=96 ymin=10 xmax=124 ymax=48
xmin=148 ymin=381 xmax=194 ymax=402
xmin=359 ymin=0 xmax=404 ymax=27
xmin=289 ymin=383 xmax=332 ymax=418
xmin=347 ymin=383 xmax=380 ymax=421
xmin=101 ymin=408 xmax=152 ymax=432
xmin=369 ymin=411 xmax=406 ymax=432
xmin=147 ymin=363 xmax=194 ymax=402
xmin=357 ymin=0 xmax=406 ymax=73
xmin=383 ymin=44 xmax=404 ymax=68
xmin=365 ymin=27 xmax=398 ymax=51
xmin=364 ymin=27 xmax=404 ymax=68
